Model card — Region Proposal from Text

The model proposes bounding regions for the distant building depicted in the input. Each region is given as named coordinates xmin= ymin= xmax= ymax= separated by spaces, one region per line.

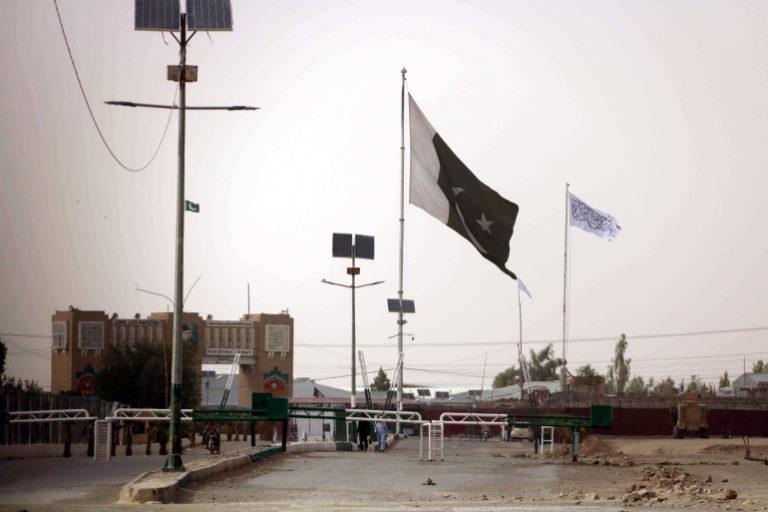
xmin=731 ymin=372 xmax=768 ymax=398
xmin=50 ymin=307 xmax=293 ymax=406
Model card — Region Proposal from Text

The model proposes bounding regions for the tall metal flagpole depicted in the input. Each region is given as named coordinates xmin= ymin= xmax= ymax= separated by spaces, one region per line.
xmin=165 ymin=13 xmax=188 ymax=472
xmin=351 ymin=247 xmax=357 ymax=408
xmin=517 ymin=283 xmax=524 ymax=397
xmin=561 ymin=183 xmax=570 ymax=388
xmin=397 ymin=68 xmax=407 ymax=429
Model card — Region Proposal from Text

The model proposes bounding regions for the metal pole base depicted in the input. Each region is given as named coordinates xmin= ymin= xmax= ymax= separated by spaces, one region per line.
xmin=163 ymin=454 xmax=185 ymax=472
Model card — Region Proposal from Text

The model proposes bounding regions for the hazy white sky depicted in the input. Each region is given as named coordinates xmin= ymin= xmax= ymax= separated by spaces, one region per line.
xmin=1 ymin=0 xmax=767 ymax=392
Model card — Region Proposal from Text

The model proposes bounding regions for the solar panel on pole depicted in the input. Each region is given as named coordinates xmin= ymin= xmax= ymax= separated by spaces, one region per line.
xmin=332 ymin=233 xmax=353 ymax=258
xmin=354 ymin=234 xmax=375 ymax=260
xmin=387 ymin=298 xmax=415 ymax=314
xmin=135 ymin=0 xmax=180 ymax=31
xmin=187 ymin=0 xmax=233 ymax=31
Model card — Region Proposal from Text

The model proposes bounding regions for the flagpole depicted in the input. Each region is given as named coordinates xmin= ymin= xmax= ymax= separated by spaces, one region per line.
xmin=562 ymin=183 xmax=570 ymax=388
xmin=397 ymin=67 xmax=407 ymax=431
xmin=517 ymin=282 xmax=524 ymax=398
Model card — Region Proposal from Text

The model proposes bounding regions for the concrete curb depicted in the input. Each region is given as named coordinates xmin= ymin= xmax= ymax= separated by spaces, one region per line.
xmin=117 ymin=441 xmax=345 ymax=504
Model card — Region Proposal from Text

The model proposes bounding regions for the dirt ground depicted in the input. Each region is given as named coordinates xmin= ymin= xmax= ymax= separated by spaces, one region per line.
xmin=4 ymin=436 xmax=768 ymax=511
xmin=175 ymin=436 xmax=768 ymax=511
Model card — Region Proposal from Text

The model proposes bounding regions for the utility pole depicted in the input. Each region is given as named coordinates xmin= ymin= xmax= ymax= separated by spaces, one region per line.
xmin=325 ymin=233 xmax=382 ymax=409
xmin=165 ymin=12 xmax=189 ymax=471
xmin=111 ymin=2 xmax=257 ymax=471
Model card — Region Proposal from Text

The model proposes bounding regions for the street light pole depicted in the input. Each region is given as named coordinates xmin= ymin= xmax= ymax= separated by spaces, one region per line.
xmin=165 ymin=12 xmax=189 ymax=471
xmin=321 ymin=277 xmax=384 ymax=409
xmin=108 ymin=18 xmax=256 ymax=472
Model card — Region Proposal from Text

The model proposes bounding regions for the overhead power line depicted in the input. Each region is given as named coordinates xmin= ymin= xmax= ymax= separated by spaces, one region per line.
xmin=296 ymin=325 xmax=768 ymax=349
xmin=52 ymin=0 xmax=175 ymax=173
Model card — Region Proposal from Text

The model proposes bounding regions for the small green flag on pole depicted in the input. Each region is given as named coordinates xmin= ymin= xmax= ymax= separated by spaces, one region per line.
xmin=185 ymin=200 xmax=200 ymax=213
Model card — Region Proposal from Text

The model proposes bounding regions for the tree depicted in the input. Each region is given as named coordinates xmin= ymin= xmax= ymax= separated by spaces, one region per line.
xmin=96 ymin=339 xmax=199 ymax=408
xmin=526 ymin=344 xmax=565 ymax=381
xmin=626 ymin=376 xmax=647 ymax=396
xmin=718 ymin=371 xmax=731 ymax=389
xmin=371 ymin=367 xmax=391 ymax=392
xmin=685 ymin=375 xmax=714 ymax=395
xmin=606 ymin=334 xmax=631 ymax=395
xmin=492 ymin=366 xmax=519 ymax=389
xmin=576 ymin=364 xmax=597 ymax=378
xmin=652 ymin=376 xmax=677 ymax=397
xmin=1 ymin=375 xmax=43 ymax=393
xmin=0 ymin=338 xmax=6 ymax=375
xmin=753 ymin=360 xmax=766 ymax=373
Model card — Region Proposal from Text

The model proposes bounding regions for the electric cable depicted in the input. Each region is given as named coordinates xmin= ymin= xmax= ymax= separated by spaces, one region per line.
xmin=52 ymin=0 xmax=176 ymax=173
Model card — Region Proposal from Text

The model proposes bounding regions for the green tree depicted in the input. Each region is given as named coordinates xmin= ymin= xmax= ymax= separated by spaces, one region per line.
xmin=753 ymin=360 xmax=766 ymax=373
xmin=685 ymin=375 xmax=714 ymax=395
xmin=718 ymin=371 xmax=731 ymax=389
xmin=626 ymin=376 xmax=647 ymax=396
xmin=371 ymin=367 xmax=391 ymax=392
xmin=606 ymin=334 xmax=631 ymax=395
xmin=526 ymin=344 xmax=565 ymax=381
xmin=0 ymin=338 xmax=6 ymax=376
xmin=576 ymin=364 xmax=597 ymax=378
xmin=652 ymin=376 xmax=677 ymax=397
xmin=96 ymin=339 xmax=199 ymax=408
xmin=492 ymin=366 xmax=519 ymax=389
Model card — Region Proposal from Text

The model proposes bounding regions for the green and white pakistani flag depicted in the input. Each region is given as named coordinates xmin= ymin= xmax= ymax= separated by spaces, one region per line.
xmin=409 ymin=94 xmax=520 ymax=279
xmin=185 ymin=200 xmax=200 ymax=213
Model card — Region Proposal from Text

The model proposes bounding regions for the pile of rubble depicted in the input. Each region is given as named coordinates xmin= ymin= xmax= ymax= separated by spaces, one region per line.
xmin=621 ymin=465 xmax=739 ymax=506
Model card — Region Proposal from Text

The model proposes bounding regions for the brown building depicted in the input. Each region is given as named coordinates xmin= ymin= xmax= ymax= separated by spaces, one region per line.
xmin=51 ymin=307 xmax=293 ymax=406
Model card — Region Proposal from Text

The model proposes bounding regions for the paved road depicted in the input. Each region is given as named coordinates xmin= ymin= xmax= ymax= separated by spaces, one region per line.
xmin=173 ymin=437 xmax=660 ymax=512
xmin=0 ymin=437 xmax=712 ymax=511
xmin=0 ymin=440 xmax=257 ymax=507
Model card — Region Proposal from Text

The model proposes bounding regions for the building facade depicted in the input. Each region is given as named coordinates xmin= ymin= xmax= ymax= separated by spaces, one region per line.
xmin=50 ymin=307 xmax=293 ymax=406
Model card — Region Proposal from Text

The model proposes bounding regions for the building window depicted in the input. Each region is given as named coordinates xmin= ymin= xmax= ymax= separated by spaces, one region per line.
xmin=52 ymin=321 xmax=67 ymax=350
xmin=78 ymin=321 xmax=104 ymax=350
xmin=214 ymin=328 xmax=220 ymax=348
xmin=248 ymin=328 xmax=255 ymax=347
xmin=129 ymin=326 xmax=136 ymax=342
xmin=138 ymin=326 xmax=145 ymax=340
xmin=240 ymin=328 xmax=246 ymax=349
xmin=156 ymin=326 xmax=163 ymax=342
xmin=148 ymin=324 xmax=154 ymax=342
xmin=222 ymin=328 xmax=229 ymax=348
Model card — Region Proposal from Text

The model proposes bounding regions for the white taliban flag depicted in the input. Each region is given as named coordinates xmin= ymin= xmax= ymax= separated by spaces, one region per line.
xmin=568 ymin=193 xmax=621 ymax=240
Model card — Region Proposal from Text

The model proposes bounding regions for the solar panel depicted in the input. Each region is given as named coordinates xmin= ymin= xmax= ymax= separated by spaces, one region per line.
xmin=402 ymin=393 xmax=415 ymax=400
xmin=332 ymin=233 xmax=353 ymax=258
xmin=468 ymin=389 xmax=482 ymax=397
xmin=354 ymin=234 xmax=375 ymax=259
xmin=187 ymin=0 xmax=233 ymax=31
xmin=135 ymin=0 xmax=180 ymax=31
xmin=417 ymin=388 xmax=431 ymax=397
xmin=387 ymin=299 xmax=415 ymax=314
xmin=435 ymin=391 xmax=450 ymax=399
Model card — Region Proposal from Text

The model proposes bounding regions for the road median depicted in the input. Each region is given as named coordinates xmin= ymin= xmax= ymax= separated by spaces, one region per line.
xmin=118 ymin=441 xmax=351 ymax=504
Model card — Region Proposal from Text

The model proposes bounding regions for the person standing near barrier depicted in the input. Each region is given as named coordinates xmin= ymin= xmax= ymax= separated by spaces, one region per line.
xmin=375 ymin=420 xmax=387 ymax=452
xmin=357 ymin=420 xmax=370 ymax=451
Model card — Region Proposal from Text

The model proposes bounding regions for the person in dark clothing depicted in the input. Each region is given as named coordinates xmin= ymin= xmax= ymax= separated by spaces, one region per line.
xmin=357 ymin=420 xmax=370 ymax=452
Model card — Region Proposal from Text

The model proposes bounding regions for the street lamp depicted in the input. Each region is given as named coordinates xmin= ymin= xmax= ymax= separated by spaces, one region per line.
xmin=323 ymin=233 xmax=383 ymax=408
xmin=114 ymin=0 xmax=257 ymax=472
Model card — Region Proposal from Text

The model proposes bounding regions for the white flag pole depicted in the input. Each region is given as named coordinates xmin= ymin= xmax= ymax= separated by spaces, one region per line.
xmin=396 ymin=67 xmax=407 ymax=433
xmin=562 ymin=183 xmax=570 ymax=387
